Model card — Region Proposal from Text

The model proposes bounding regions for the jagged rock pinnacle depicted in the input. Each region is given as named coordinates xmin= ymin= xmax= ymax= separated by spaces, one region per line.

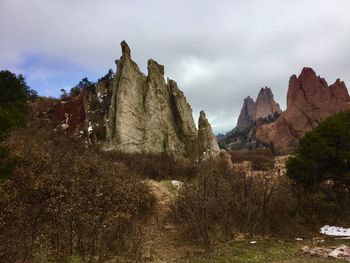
xmin=147 ymin=59 xmax=165 ymax=76
xmin=120 ymin=40 xmax=131 ymax=59
xmin=236 ymin=87 xmax=281 ymax=130
xmin=198 ymin=110 xmax=220 ymax=159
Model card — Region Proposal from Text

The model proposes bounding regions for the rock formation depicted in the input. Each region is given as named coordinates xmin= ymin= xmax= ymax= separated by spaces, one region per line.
xmin=197 ymin=111 xmax=220 ymax=159
xmin=54 ymin=95 xmax=85 ymax=134
xmin=256 ymin=67 xmax=350 ymax=154
xmin=255 ymin=87 xmax=282 ymax=119
xmin=55 ymin=41 xmax=219 ymax=160
xmin=236 ymin=96 xmax=256 ymax=130
xmin=236 ymin=87 xmax=281 ymax=130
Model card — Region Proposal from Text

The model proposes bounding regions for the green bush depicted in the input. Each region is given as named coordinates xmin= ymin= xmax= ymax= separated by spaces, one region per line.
xmin=287 ymin=110 xmax=350 ymax=188
xmin=285 ymin=111 xmax=350 ymax=231
xmin=0 ymin=70 xmax=37 ymax=180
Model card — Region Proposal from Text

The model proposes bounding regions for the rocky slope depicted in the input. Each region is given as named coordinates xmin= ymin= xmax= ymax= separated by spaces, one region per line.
xmin=236 ymin=87 xmax=281 ymax=130
xmin=55 ymin=41 xmax=219 ymax=160
xmin=256 ymin=67 xmax=350 ymax=154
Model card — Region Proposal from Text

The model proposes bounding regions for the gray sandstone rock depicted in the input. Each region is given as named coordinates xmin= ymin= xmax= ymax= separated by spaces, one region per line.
xmin=102 ymin=41 xmax=219 ymax=160
xmin=198 ymin=111 xmax=220 ymax=159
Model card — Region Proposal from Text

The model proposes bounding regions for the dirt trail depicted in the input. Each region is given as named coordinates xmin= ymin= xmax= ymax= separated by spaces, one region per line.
xmin=140 ymin=180 xmax=201 ymax=262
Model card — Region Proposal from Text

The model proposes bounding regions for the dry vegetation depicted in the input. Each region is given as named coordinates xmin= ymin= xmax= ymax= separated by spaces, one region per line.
xmin=2 ymin=98 xmax=350 ymax=262
xmin=171 ymin=156 xmax=350 ymax=250
xmin=101 ymin=151 xmax=198 ymax=182
xmin=171 ymin=158 xmax=297 ymax=249
xmin=228 ymin=148 xmax=275 ymax=171
xmin=0 ymin=124 xmax=155 ymax=262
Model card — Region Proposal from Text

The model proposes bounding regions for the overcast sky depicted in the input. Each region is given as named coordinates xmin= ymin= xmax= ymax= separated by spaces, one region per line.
xmin=1 ymin=0 xmax=349 ymax=133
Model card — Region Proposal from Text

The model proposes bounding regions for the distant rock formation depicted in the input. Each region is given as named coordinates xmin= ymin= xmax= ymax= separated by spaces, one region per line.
xmin=218 ymin=87 xmax=281 ymax=151
xmin=55 ymin=41 xmax=220 ymax=160
xmin=236 ymin=96 xmax=256 ymax=130
xmin=256 ymin=67 xmax=350 ymax=154
xmin=255 ymin=87 xmax=282 ymax=120
xmin=236 ymin=87 xmax=281 ymax=130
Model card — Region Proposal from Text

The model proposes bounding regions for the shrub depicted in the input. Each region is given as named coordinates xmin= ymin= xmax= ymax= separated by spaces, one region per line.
xmin=285 ymin=111 xmax=350 ymax=229
xmin=287 ymin=110 xmax=350 ymax=188
xmin=251 ymin=154 xmax=275 ymax=171
xmin=171 ymin=158 xmax=296 ymax=249
xmin=102 ymin=151 xmax=198 ymax=181
xmin=0 ymin=126 xmax=155 ymax=262
xmin=0 ymin=70 xmax=37 ymax=180
xmin=229 ymin=148 xmax=275 ymax=171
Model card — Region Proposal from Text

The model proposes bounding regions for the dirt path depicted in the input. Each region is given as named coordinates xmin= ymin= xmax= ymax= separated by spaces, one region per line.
xmin=140 ymin=180 xmax=201 ymax=262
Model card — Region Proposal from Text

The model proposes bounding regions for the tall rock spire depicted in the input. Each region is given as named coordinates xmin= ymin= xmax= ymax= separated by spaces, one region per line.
xmin=236 ymin=87 xmax=281 ymax=130
xmin=103 ymin=41 xmax=219 ymax=160
xmin=198 ymin=111 xmax=220 ymax=159
xmin=255 ymin=87 xmax=281 ymax=119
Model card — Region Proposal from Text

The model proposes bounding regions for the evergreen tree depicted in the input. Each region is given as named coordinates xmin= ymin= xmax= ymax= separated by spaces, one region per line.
xmin=287 ymin=111 xmax=350 ymax=188
xmin=70 ymin=77 xmax=93 ymax=96
xmin=0 ymin=70 xmax=36 ymax=179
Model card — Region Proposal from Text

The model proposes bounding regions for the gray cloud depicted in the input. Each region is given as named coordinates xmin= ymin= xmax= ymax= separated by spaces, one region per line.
xmin=1 ymin=0 xmax=350 ymax=133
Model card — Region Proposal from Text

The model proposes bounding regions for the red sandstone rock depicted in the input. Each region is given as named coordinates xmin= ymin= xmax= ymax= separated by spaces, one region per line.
xmin=54 ymin=95 xmax=85 ymax=134
xmin=236 ymin=87 xmax=281 ymax=130
xmin=256 ymin=67 xmax=350 ymax=154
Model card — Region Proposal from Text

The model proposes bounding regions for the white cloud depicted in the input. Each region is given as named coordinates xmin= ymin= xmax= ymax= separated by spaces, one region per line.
xmin=1 ymin=0 xmax=349 ymax=133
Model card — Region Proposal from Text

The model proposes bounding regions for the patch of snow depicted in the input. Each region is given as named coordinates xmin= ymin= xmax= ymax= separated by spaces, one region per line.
xmin=64 ymin=113 xmax=69 ymax=124
xmin=171 ymin=180 xmax=183 ymax=188
xmin=88 ymin=122 xmax=93 ymax=134
xmin=320 ymin=225 xmax=350 ymax=237
xmin=249 ymin=241 xmax=257 ymax=244
xmin=97 ymin=92 xmax=103 ymax=103
xmin=295 ymin=237 xmax=303 ymax=241
xmin=61 ymin=123 xmax=69 ymax=130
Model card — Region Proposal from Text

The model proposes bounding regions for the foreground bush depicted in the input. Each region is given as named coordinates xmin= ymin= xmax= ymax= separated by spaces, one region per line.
xmin=287 ymin=110 xmax=350 ymax=188
xmin=0 ymin=127 xmax=154 ymax=262
xmin=102 ymin=151 xmax=198 ymax=181
xmin=285 ymin=111 xmax=350 ymax=229
xmin=171 ymin=158 xmax=296 ymax=249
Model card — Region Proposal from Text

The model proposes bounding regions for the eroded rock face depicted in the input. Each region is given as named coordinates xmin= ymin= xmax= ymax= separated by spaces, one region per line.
xmin=198 ymin=111 xmax=220 ymax=159
xmin=255 ymin=87 xmax=282 ymax=120
xmin=256 ymin=68 xmax=350 ymax=154
xmin=236 ymin=87 xmax=281 ymax=130
xmin=54 ymin=95 xmax=85 ymax=134
xmin=55 ymin=41 xmax=219 ymax=160
xmin=106 ymin=42 xmax=201 ymax=158
xmin=236 ymin=96 xmax=256 ymax=130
